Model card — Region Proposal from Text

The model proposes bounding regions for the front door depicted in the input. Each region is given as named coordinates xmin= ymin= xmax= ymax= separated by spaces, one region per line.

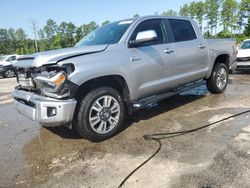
xmin=128 ymin=19 xmax=178 ymax=99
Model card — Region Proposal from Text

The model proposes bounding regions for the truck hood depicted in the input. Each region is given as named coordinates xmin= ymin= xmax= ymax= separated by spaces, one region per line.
xmin=13 ymin=45 xmax=108 ymax=68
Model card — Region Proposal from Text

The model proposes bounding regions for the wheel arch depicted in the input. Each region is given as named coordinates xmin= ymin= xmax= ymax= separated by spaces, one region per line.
xmin=74 ymin=74 xmax=132 ymax=107
xmin=206 ymin=53 xmax=230 ymax=78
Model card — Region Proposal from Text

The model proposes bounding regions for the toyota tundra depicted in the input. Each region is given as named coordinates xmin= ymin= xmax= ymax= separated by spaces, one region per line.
xmin=12 ymin=16 xmax=237 ymax=142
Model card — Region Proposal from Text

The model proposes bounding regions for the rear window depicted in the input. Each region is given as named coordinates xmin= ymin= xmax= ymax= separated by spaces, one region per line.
xmin=169 ymin=19 xmax=197 ymax=42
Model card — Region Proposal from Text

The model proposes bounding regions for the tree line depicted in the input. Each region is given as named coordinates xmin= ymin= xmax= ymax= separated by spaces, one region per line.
xmin=164 ymin=0 xmax=249 ymax=38
xmin=0 ymin=0 xmax=249 ymax=55
xmin=0 ymin=20 xmax=102 ymax=55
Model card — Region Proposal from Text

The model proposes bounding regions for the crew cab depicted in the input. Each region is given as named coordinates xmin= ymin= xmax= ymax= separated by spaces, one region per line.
xmin=12 ymin=16 xmax=237 ymax=142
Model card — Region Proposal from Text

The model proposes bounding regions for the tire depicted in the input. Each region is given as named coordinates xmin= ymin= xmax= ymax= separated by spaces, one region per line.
xmin=75 ymin=87 xmax=125 ymax=142
xmin=206 ymin=63 xmax=229 ymax=94
xmin=4 ymin=69 xmax=15 ymax=78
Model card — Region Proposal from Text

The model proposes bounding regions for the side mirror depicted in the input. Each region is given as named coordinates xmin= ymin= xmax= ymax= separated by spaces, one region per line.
xmin=128 ymin=30 xmax=158 ymax=48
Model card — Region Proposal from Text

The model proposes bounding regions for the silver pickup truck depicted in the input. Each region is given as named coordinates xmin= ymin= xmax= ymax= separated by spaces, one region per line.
xmin=12 ymin=16 xmax=237 ymax=142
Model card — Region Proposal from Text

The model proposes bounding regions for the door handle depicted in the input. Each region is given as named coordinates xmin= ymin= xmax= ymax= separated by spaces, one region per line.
xmin=164 ymin=48 xmax=174 ymax=54
xmin=198 ymin=44 xmax=206 ymax=49
xmin=130 ymin=56 xmax=141 ymax=62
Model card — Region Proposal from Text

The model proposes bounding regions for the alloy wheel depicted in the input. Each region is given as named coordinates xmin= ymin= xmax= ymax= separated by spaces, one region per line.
xmin=89 ymin=95 xmax=121 ymax=134
xmin=5 ymin=70 xmax=15 ymax=78
xmin=216 ymin=67 xmax=227 ymax=90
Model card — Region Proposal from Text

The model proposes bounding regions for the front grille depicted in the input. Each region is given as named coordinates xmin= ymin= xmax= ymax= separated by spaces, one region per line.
xmin=17 ymin=73 xmax=35 ymax=87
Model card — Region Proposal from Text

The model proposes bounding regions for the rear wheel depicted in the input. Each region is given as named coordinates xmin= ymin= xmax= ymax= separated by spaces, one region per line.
xmin=75 ymin=87 xmax=125 ymax=142
xmin=4 ymin=69 xmax=15 ymax=78
xmin=206 ymin=63 xmax=229 ymax=93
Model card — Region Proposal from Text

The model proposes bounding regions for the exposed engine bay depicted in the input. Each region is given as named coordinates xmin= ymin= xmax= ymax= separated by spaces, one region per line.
xmin=15 ymin=64 xmax=78 ymax=99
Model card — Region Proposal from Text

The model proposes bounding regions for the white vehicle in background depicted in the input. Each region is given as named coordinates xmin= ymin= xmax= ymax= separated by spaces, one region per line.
xmin=236 ymin=39 xmax=250 ymax=71
xmin=0 ymin=54 xmax=19 ymax=78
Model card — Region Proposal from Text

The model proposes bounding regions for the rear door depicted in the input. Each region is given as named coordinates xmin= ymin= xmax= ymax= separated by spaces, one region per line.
xmin=128 ymin=19 xmax=177 ymax=99
xmin=166 ymin=19 xmax=209 ymax=87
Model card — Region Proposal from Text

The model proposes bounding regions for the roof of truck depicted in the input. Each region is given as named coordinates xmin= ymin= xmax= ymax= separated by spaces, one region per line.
xmin=119 ymin=15 xmax=192 ymax=23
xmin=135 ymin=15 xmax=191 ymax=19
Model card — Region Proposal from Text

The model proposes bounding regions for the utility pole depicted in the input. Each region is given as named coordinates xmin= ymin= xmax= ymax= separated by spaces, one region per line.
xmin=31 ymin=20 xmax=39 ymax=52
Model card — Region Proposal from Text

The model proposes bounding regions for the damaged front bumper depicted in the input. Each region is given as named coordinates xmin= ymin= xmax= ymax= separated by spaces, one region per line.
xmin=12 ymin=90 xmax=77 ymax=127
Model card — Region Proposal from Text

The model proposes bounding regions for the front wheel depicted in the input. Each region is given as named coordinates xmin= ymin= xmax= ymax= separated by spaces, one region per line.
xmin=206 ymin=63 xmax=229 ymax=94
xmin=75 ymin=87 xmax=125 ymax=142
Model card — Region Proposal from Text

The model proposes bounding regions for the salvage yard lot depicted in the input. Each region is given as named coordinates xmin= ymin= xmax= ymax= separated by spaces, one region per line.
xmin=1 ymin=73 xmax=250 ymax=188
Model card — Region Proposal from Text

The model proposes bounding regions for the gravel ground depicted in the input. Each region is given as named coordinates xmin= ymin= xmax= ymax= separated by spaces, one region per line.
xmin=1 ymin=73 xmax=250 ymax=188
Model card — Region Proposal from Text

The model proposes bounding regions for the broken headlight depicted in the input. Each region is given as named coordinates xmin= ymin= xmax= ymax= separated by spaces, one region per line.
xmin=34 ymin=71 xmax=67 ymax=94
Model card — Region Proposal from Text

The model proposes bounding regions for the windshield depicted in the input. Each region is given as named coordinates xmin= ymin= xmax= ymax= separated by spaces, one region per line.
xmin=76 ymin=20 xmax=133 ymax=46
xmin=240 ymin=41 xmax=250 ymax=49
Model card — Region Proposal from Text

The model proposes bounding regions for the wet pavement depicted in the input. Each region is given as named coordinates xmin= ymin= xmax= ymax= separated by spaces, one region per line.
xmin=1 ymin=73 xmax=250 ymax=188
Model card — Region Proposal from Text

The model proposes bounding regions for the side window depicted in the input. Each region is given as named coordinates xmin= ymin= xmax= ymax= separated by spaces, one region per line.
xmin=168 ymin=19 xmax=197 ymax=42
xmin=130 ymin=19 xmax=165 ymax=46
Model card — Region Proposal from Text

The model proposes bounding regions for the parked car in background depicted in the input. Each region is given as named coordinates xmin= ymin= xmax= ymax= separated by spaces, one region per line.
xmin=236 ymin=39 xmax=250 ymax=71
xmin=0 ymin=54 xmax=18 ymax=78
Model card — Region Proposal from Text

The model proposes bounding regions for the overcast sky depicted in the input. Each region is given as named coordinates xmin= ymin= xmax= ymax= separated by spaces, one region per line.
xmin=0 ymin=0 xmax=193 ymax=38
